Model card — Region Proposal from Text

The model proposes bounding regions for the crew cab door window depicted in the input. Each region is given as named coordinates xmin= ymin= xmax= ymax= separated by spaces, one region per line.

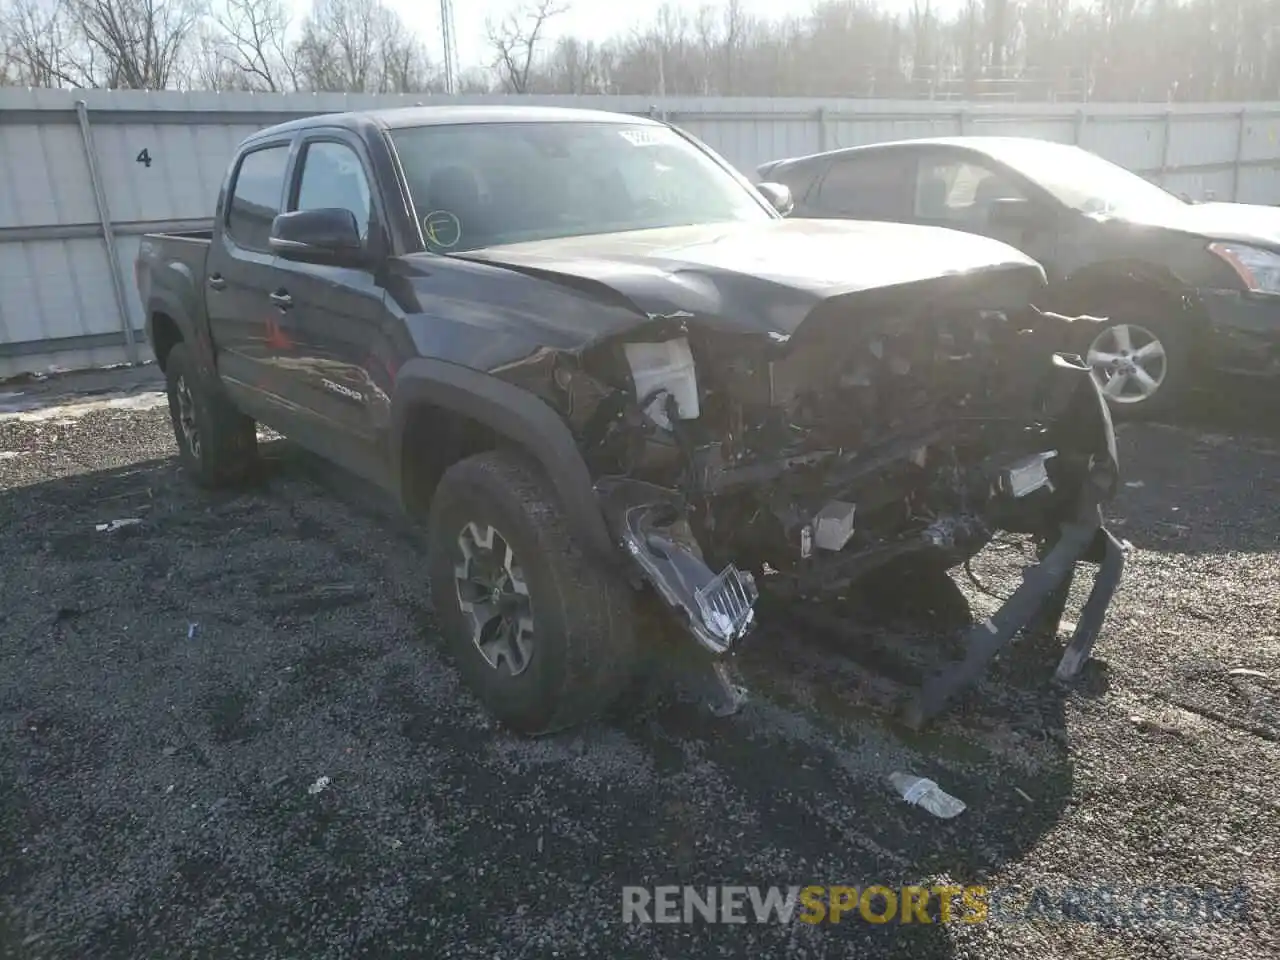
xmin=813 ymin=153 xmax=914 ymax=220
xmin=913 ymin=158 xmax=1025 ymax=229
xmin=291 ymin=141 xmax=373 ymax=241
xmin=225 ymin=144 xmax=291 ymax=252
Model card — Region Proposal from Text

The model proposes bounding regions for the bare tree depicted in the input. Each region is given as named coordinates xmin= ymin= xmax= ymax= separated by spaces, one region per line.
xmin=487 ymin=0 xmax=567 ymax=93
xmin=455 ymin=65 xmax=496 ymax=94
xmin=1 ymin=0 xmax=93 ymax=86
xmin=294 ymin=0 xmax=434 ymax=93
xmin=194 ymin=0 xmax=296 ymax=92
xmin=62 ymin=0 xmax=201 ymax=89
xmin=692 ymin=4 xmax=722 ymax=94
xmin=720 ymin=0 xmax=746 ymax=94
xmin=380 ymin=29 xmax=437 ymax=93
xmin=907 ymin=0 xmax=934 ymax=89
xmin=7 ymin=0 xmax=1280 ymax=104
xmin=544 ymin=36 xmax=608 ymax=93
xmin=984 ymin=0 xmax=1008 ymax=74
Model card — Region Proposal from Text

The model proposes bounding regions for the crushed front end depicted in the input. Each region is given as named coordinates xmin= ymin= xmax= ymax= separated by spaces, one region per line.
xmin=544 ymin=276 xmax=1125 ymax=725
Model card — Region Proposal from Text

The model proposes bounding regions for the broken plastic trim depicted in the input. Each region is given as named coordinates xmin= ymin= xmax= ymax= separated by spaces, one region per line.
xmin=600 ymin=479 xmax=759 ymax=655
xmin=620 ymin=512 xmax=759 ymax=655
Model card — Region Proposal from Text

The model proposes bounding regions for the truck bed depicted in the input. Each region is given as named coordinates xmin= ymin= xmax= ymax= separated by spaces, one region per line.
xmin=135 ymin=231 xmax=214 ymax=360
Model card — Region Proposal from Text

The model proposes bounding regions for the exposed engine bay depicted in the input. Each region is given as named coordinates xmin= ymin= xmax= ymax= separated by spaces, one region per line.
xmin=515 ymin=292 xmax=1125 ymax=725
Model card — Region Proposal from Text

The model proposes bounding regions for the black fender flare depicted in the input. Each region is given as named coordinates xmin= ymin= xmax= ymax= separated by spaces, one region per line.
xmin=145 ymin=289 xmax=216 ymax=376
xmin=391 ymin=357 xmax=618 ymax=564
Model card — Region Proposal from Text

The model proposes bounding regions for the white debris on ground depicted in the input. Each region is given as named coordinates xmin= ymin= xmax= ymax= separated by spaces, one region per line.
xmin=307 ymin=776 xmax=332 ymax=796
xmin=889 ymin=772 xmax=967 ymax=818
xmin=0 ymin=391 xmax=168 ymax=422
xmin=94 ymin=518 xmax=144 ymax=532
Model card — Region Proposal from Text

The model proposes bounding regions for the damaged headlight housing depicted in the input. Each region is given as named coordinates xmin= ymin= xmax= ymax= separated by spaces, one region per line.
xmin=1209 ymin=242 xmax=1280 ymax=295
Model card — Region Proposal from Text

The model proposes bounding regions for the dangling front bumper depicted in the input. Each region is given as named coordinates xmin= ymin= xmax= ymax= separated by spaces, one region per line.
xmin=904 ymin=516 xmax=1127 ymax=729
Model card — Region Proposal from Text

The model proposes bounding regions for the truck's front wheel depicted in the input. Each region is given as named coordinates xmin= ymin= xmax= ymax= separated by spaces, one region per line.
xmin=426 ymin=449 xmax=639 ymax=734
xmin=164 ymin=343 xmax=258 ymax=487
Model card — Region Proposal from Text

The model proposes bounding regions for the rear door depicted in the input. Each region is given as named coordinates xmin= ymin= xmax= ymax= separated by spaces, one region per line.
xmin=806 ymin=150 xmax=917 ymax=222
xmin=205 ymin=137 xmax=297 ymax=418
xmin=267 ymin=130 xmax=391 ymax=483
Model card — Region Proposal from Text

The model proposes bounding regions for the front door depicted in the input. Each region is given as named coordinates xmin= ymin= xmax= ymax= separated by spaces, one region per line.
xmin=909 ymin=153 xmax=1059 ymax=266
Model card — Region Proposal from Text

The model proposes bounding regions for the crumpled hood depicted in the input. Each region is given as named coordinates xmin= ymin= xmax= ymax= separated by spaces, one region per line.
xmin=1123 ymin=201 xmax=1280 ymax=250
xmin=452 ymin=219 xmax=1047 ymax=337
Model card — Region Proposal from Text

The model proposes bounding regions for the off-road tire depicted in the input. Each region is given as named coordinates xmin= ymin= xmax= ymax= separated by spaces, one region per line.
xmin=164 ymin=342 xmax=258 ymax=487
xmin=426 ymin=449 xmax=640 ymax=735
xmin=1072 ymin=289 xmax=1191 ymax=421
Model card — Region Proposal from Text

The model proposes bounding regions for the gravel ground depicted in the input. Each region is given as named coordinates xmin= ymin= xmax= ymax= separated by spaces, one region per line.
xmin=1 ymin=374 xmax=1278 ymax=959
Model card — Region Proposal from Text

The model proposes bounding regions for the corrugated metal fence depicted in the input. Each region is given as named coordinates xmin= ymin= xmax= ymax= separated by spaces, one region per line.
xmin=4 ymin=88 xmax=1280 ymax=378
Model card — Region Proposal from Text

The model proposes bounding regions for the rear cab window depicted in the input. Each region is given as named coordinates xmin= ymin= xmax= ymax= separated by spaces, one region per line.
xmin=225 ymin=143 xmax=291 ymax=251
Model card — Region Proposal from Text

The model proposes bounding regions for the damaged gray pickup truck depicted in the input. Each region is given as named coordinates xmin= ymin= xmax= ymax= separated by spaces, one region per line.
xmin=136 ymin=105 xmax=1126 ymax=734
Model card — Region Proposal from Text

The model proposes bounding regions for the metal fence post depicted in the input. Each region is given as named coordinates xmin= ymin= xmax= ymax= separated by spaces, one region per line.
xmin=75 ymin=99 xmax=138 ymax=365
xmin=1159 ymin=108 xmax=1173 ymax=185
xmin=956 ymin=109 xmax=968 ymax=135
xmin=1232 ymin=107 xmax=1248 ymax=201
xmin=1074 ymin=107 xmax=1087 ymax=145
xmin=816 ymin=106 xmax=828 ymax=152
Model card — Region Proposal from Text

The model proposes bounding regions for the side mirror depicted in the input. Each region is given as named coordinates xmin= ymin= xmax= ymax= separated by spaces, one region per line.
xmin=269 ymin=208 xmax=367 ymax=266
xmin=987 ymin=196 xmax=1048 ymax=230
xmin=755 ymin=181 xmax=794 ymax=217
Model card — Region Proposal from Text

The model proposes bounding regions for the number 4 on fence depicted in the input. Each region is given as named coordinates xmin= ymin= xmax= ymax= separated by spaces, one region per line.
xmin=136 ymin=148 xmax=152 ymax=168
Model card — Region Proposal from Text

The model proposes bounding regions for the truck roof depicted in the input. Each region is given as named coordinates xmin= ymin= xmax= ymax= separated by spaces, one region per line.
xmin=244 ymin=104 xmax=661 ymax=145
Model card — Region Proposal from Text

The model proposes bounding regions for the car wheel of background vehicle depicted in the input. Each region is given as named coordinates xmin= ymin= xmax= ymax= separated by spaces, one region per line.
xmin=1074 ymin=293 xmax=1189 ymax=420
xmin=164 ymin=342 xmax=258 ymax=487
xmin=426 ymin=449 xmax=640 ymax=735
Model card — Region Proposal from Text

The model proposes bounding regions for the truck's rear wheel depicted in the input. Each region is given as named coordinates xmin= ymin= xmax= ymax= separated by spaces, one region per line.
xmin=426 ymin=449 xmax=639 ymax=734
xmin=164 ymin=343 xmax=258 ymax=487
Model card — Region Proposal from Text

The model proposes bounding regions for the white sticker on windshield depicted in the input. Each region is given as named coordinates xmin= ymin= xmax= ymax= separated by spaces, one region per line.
xmin=619 ymin=129 xmax=664 ymax=147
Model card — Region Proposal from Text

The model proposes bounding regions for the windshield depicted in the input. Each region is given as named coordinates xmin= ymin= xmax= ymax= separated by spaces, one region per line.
xmin=989 ymin=140 xmax=1186 ymax=219
xmin=388 ymin=121 xmax=772 ymax=252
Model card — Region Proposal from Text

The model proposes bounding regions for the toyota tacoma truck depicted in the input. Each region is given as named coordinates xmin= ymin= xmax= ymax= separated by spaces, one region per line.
xmin=136 ymin=105 xmax=1125 ymax=734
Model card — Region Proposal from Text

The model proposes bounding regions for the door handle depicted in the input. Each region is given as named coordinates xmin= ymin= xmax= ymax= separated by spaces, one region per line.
xmin=207 ymin=274 xmax=226 ymax=290
xmin=269 ymin=290 xmax=293 ymax=310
